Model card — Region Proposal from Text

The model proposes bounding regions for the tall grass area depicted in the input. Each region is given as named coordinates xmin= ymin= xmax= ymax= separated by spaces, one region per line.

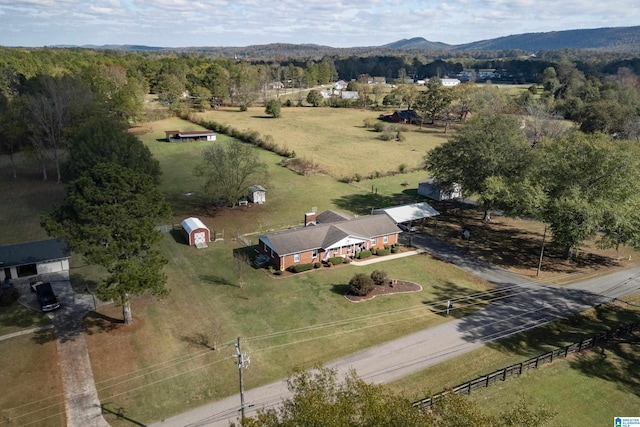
xmin=194 ymin=107 xmax=448 ymax=180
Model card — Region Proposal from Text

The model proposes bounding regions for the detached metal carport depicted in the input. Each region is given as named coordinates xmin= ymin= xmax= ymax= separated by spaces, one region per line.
xmin=372 ymin=202 xmax=440 ymax=228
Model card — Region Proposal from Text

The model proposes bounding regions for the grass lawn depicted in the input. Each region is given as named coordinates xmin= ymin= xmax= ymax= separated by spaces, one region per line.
xmin=468 ymin=344 xmax=640 ymax=426
xmin=87 ymin=236 xmax=493 ymax=425
xmin=0 ymin=332 xmax=66 ymax=427
xmin=0 ymin=303 xmax=52 ymax=336
xmin=138 ymin=117 xmax=434 ymax=235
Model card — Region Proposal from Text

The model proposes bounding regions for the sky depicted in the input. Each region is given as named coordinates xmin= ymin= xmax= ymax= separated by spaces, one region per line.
xmin=1 ymin=0 xmax=639 ymax=48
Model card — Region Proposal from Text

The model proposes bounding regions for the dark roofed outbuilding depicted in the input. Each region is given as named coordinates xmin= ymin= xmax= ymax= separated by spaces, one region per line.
xmin=0 ymin=239 xmax=70 ymax=281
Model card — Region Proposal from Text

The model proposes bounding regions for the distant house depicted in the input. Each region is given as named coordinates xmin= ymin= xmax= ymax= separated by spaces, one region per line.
xmin=165 ymin=130 xmax=216 ymax=142
xmin=418 ymin=178 xmax=463 ymax=201
xmin=0 ymin=239 xmax=70 ymax=281
xmin=333 ymin=80 xmax=348 ymax=90
xmin=388 ymin=110 xmax=419 ymax=124
xmin=181 ymin=217 xmax=210 ymax=248
xmin=372 ymin=76 xmax=387 ymax=85
xmin=268 ymin=81 xmax=285 ymax=90
xmin=441 ymin=78 xmax=461 ymax=87
xmin=372 ymin=202 xmax=440 ymax=226
xmin=341 ymin=91 xmax=359 ymax=100
xmin=248 ymin=185 xmax=266 ymax=204
xmin=258 ymin=211 xmax=401 ymax=270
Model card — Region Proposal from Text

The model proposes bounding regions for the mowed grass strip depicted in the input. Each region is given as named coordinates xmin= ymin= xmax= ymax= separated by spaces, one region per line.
xmin=387 ymin=293 xmax=640 ymax=424
xmin=195 ymin=107 xmax=448 ymax=179
xmin=0 ymin=332 xmax=66 ymax=427
xmin=87 ymin=235 xmax=493 ymax=426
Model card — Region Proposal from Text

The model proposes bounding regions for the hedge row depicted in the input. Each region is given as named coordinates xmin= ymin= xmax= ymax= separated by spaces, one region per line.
xmin=185 ymin=113 xmax=295 ymax=158
xmin=327 ymin=256 xmax=345 ymax=265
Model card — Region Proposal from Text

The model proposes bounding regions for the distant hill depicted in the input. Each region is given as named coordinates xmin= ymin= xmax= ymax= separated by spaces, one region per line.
xmin=383 ymin=37 xmax=451 ymax=50
xmin=454 ymin=26 xmax=640 ymax=52
xmin=57 ymin=25 xmax=640 ymax=57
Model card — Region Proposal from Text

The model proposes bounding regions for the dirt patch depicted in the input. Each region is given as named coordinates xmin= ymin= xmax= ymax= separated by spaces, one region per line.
xmin=345 ymin=280 xmax=422 ymax=303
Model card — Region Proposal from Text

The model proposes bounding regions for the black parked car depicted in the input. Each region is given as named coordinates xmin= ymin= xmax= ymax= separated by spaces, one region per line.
xmin=33 ymin=282 xmax=60 ymax=312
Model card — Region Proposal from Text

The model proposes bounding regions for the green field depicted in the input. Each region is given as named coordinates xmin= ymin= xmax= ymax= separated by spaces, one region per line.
xmin=195 ymin=107 xmax=449 ymax=180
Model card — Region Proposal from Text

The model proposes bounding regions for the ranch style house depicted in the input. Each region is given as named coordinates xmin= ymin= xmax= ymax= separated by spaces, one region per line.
xmin=257 ymin=211 xmax=401 ymax=271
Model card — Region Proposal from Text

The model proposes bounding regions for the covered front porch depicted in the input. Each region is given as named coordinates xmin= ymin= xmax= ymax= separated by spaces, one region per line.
xmin=323 ymin=236 xmax=369 ymax=261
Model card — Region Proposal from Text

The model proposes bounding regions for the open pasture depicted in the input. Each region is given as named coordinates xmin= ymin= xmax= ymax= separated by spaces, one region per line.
xmin=196 ymin=107 xmax=449 ymax=180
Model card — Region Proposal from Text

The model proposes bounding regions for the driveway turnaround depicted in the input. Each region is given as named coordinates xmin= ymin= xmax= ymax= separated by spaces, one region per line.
xmin=152 ymin=235 xmax=640 ymax=427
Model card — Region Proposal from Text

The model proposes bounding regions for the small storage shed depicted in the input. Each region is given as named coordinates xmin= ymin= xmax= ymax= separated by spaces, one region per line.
xmin=248 ymin=185 xmax=266 ymax=204
xmin=0 ymin=239 xmax=70 ymax=281
xmin=181 ymin=217 xmax=210 ymax=248
xmin=418 ymin=177 xmax=463 ymax=201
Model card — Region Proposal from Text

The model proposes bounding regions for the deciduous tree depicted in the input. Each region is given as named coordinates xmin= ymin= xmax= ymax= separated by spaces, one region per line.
xmin=243 ymin=368 xmax=555 ymax=427
xmin=424 ymin=114 xmax=532 ymax=221
xmin=306 ymin=89 xmax=323 ymax=107
xmin=195 ymin=140 xmax=269 ymax=207
xmin=265 ymin=99 xmax=281 ymax=118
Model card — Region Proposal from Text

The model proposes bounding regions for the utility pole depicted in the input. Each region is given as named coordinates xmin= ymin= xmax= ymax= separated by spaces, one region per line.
xmin=235 ymin=337 xmax=250 ymax=426
xmin=537 ymin=225 xmax=547 ymax=277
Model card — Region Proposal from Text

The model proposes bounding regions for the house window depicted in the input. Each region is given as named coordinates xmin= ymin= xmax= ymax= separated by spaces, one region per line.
xmin=370 ymin=238 xmax=377 ymax=246
xmin=334 ymin=248 xmax=340 ymax=256
xmin=383 ymin=235 xmax=389 ymax=244
xmin=294 ymin=253 xmax=300 ymax=262
xmin=312 ymin=249 xmax=318 ymax=258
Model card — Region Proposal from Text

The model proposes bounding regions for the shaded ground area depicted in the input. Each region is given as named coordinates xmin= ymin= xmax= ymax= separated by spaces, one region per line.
xmin=422 ymin=201 xmax=640 ymax=283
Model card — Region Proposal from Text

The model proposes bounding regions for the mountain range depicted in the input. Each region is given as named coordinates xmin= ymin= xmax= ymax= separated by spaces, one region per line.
xmin=67 ymin=25 xmax=640 ymax=57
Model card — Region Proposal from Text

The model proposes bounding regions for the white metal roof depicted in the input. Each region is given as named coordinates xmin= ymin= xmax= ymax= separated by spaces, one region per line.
xmin=372 ymin=202 xmax=439 ymax=224
xmin=181 ymin=217 xmax=209 ymax=234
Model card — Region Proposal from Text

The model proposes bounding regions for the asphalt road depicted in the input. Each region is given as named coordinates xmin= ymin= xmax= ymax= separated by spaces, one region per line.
xmin=151 ymin=234 xmax=640 ymax=427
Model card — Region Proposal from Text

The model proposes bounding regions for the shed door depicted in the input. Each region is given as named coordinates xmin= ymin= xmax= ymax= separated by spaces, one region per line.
xmin=194 ymin=231 xmax=206 ymax=244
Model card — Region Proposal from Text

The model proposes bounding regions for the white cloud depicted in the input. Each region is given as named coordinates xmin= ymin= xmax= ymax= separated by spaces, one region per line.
xmin=0 ymin=0 xmax=639 ymax=47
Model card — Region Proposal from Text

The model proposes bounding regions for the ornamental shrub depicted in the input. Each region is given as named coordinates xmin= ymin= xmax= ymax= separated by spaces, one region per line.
xmin=328 ymin=256 xmax=344 ymax=265
xmin=376 ymin=248 xmax=390 ymax=256
xmin=314 ymin=262 xmax=322 ymax=269
xmin=370 ymin=270 xmax=388 ymax=286
xmin=288 ymin=263 xmax=314 ymax=273
xmin=357 ymin=250 xmax=372 ymax=259
xmin=349 ymin=273 xmax=375 ymax=296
